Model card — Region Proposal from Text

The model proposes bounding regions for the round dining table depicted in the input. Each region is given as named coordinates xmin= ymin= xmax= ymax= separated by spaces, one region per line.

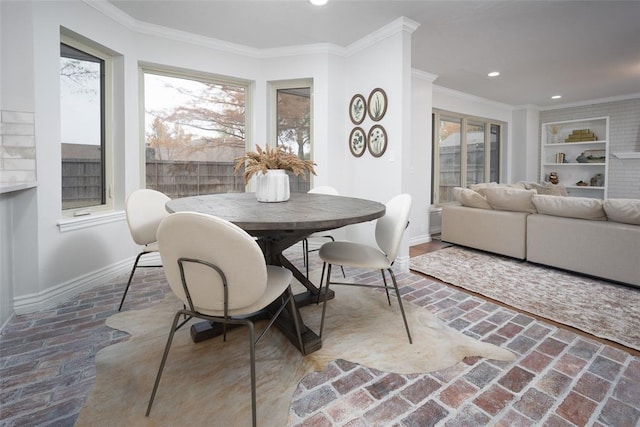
xmin=165 ymin=191 xmax=385 ymax=354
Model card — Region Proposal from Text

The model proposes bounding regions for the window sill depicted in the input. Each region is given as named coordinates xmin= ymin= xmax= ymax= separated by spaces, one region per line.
xmin=57 ymin=210 xmax=126 ymax=233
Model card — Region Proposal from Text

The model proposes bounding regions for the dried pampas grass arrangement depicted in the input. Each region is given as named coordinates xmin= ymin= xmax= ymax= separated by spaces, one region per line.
xmin=234 ymin=145 xmax=316 ymax=184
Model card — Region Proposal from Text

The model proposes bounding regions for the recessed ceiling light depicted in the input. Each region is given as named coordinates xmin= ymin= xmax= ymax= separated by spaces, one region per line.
xmin=488 ymin=71 xmax=500 ymax=77
xmin=310 ymin=0 xmax=328 ymax=5
xmin=551 ymin=95 xmax=562 ymax=99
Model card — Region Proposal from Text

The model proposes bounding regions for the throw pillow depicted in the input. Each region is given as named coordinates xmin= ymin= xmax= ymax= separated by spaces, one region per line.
xmin=483 ymin=187 xmax=537 ymax=213
xmin=603 ymin=198 xmax=640 ymax=225
xmin=453 ymin=187 xmax=492 ymax=209
xmin=532 ymin=195 xmax=607 ymax=221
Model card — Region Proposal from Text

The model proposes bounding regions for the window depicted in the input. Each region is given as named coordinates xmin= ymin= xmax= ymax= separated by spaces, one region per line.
xmin=142 ymin=69 xmax=249 ymax=198
xmin=271 ymin=80 xmax=313 ymax=193
xmin=60 ymin=38 xmax=112 ymax=213
xmin=432 ymin=110 xmax=503 ymax=205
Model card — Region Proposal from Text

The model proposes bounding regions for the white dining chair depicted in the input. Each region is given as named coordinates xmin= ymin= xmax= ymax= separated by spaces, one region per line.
xmin=146 ymin=212 xmax=303 ymax=427
xmin=119 ymin=189 xmax=171 ymax=311
xmin=303 ymin=186 xmax=345 ymax=280
xmin=317 ymin=194 xmax=413 ymax=343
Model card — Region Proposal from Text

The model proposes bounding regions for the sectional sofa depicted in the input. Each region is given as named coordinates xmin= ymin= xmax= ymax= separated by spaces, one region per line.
xmin=441 ymin=184 xmax=640 ymax=288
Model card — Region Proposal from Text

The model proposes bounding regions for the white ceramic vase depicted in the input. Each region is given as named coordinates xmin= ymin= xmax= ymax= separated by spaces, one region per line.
xmin=254 ymin=169 xmax=290 ymax=202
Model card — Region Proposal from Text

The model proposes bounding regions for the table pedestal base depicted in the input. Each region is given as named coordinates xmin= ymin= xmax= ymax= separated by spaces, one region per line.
xmin=190 ymin=288 xmax=334 ymax=355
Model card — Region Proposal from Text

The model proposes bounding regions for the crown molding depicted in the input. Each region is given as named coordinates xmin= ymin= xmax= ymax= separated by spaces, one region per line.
xmin=86 ymin=2 xmax=421 ymax=61
xmin=261 ymin=42 xmax=345 ymax=58
xmin=85 ymin=0 xmax=262 ymax=57
xmin=433 ymin=84 xmax=515 ymax=111
xmin=412 ymin=68 xmax=439 ymax=82
xmin=539 ymin=92 xmax=640 ymax=111
xmin=346 ymin=16 xmax=420 ymax=57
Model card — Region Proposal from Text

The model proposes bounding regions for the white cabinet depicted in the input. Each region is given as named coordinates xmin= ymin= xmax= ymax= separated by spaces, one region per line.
xmin=540 ymin=117 xmax=609 ymax=199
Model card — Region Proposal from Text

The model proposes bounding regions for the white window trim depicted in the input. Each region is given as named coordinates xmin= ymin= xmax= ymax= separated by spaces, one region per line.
xmin=60 ymin=33 xmax=114 ymax=217
xmin=138 ymin=63 xmax=253 ymax=189
xmin=432 ymin=109 xmax=505 ymax=206
xmin=268 ymin=79 xmax=314 ymax=191
xmin=57 ymin=210 xmax=126 ymax=233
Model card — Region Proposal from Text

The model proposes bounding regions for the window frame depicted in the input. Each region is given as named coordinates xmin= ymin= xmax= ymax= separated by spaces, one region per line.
xmin=139 ymin=64 xmax=253 ymax=193
xmin=60 ymin=34 xmax=114 ymax=216
xmin=269 ymin=79 xmax=314 ymax=191
xmin=432 ymin=109 xmax=504 ymax=206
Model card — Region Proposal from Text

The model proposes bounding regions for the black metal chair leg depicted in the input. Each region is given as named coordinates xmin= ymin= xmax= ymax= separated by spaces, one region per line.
xmin=146 ymin=310 xmax=183 ymax=416
xmin=119 ymin=251 xmax=145 ymax=311
xmin=319 ymin=264 xmax=333 ymax=338
xmin=388 ymin=268 xmax=412 ymax=344
xmin=380 ymin=269 xmax=392 ymax=306
xmin=316 ymin=262 xmax=327 ymax=304
xmin=248 ymin=321 xmax=257 ymax=427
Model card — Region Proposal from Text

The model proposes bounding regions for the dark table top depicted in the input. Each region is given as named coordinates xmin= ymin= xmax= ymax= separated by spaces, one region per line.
xmin=165 ymin=192 xmax=385 ymax=235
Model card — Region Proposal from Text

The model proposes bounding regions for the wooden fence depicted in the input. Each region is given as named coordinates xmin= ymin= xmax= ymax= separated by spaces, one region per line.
xmin=62 ymin=159 xmax=311 ymax=207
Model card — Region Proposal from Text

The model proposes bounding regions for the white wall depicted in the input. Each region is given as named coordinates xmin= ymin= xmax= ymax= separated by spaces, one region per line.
xmin=0 ymin=2 xmax=421 ymax=322
xmin=409 ymin=70 xmax=437 ymax=245
xmin=512 ymin=106 xmax=541 ymax=183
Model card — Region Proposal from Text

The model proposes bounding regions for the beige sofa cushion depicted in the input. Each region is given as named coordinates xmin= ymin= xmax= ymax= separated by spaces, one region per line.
xmin=527 ymin=182 xmax=568 ymax=196
xmin=469 ymin=182 xmax=500 ymax=193
xmin=453 ymin=187 xmax=491 ymax=209
xmin=604 ymin=198 xmax=640 ymax=225
xmin=483 ymin=187 xmax=537 ymax=213
xmin=532 ymin=195 xmax=606 ymax=221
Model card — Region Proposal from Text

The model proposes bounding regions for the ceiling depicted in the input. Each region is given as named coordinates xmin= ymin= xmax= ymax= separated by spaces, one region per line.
xmin=107 ymin=0 xmax=640 ymax=108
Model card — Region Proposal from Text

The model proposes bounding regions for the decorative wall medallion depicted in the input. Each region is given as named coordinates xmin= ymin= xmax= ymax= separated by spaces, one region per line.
xmin=367 ymin=88 xmax=387 ymax=121
xmin=368 ymin=125 xmax=387 ymax=157
xmin=349 ymin=127 xmax=366 ymax=157
xmin=349 ymin=94 xmax=366 ymax=125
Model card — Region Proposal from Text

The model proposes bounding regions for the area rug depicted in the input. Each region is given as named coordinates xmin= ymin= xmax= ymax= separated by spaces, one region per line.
xmin=410 ymin=246 xmax=640 ymax=351
xmin=75 ymin=285 xmax=514 ymax=426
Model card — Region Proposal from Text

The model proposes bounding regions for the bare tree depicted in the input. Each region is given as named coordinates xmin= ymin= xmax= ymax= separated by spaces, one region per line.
xmin=146 ymin=117 xmax=195 ymax=161
xmin=149 ymin=81 xmax=246 ymax=152
xmin=276 ymin=88 xmax=310 ymax=160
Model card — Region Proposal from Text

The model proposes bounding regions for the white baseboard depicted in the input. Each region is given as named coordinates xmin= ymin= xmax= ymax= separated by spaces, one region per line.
xmin=12 ymin=253 xmax=161 ymax=315
xmin=409 ymin=233 xmax=432 ymax=247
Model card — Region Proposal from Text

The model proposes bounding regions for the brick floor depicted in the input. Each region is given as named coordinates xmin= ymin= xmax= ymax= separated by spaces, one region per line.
xmin=1 ymin=246 xmax=639 ymax=426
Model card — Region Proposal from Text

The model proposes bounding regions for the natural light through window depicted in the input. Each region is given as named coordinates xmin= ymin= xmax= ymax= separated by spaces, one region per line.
xmin=142 ymin=70 xmax=248 ymax=198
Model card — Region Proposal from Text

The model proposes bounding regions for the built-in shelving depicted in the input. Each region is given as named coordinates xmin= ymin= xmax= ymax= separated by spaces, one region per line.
xmin=612 ymin=152 xmax=640 ymax=159
xmin=540 ymin=116 xmax=609 ymax=199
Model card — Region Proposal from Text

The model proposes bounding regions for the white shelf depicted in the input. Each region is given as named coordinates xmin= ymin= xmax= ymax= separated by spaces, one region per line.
xmin=540 ymin=116 xmax=609 ymax=199
xmin=612 ymin=152 xmax=640 ymax=159
xmin=566 ymin=185 xmax=605 ymax=190
xmin=543 ymin=140 xmax=607 ymax=147
xmin=542 ymin=163 xmax=605 ymax=167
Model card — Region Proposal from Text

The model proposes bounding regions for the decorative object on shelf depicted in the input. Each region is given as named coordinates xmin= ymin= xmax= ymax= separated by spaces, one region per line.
xmin=565 ymin=129 xmax=597 ymax=142
xmin=234 ymin=145 xmax=316 ymax=202
xmin=548 ymin=172 xmax=559 ymax=184
xmin=576 ymin=180 xmax=589 ymax=186
xmin=555 ymin=153 xmax=566 ymax=163
xmin=349 ymin=127 xmax=366 ymax=157
xmin=349 ymin=94 xmax=366 ymax=125
xmin=549 ymin=124 xmax=562 ymax=143
xmin=367 ymin=124 xmax=387 ymax=157
xmin=590 ymin=173 xmax=604 ymax=187
xmin=576 ymin=151 xmax=606 ymax=163
xmin=367 ymin=88 xmax=387 ymax=121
